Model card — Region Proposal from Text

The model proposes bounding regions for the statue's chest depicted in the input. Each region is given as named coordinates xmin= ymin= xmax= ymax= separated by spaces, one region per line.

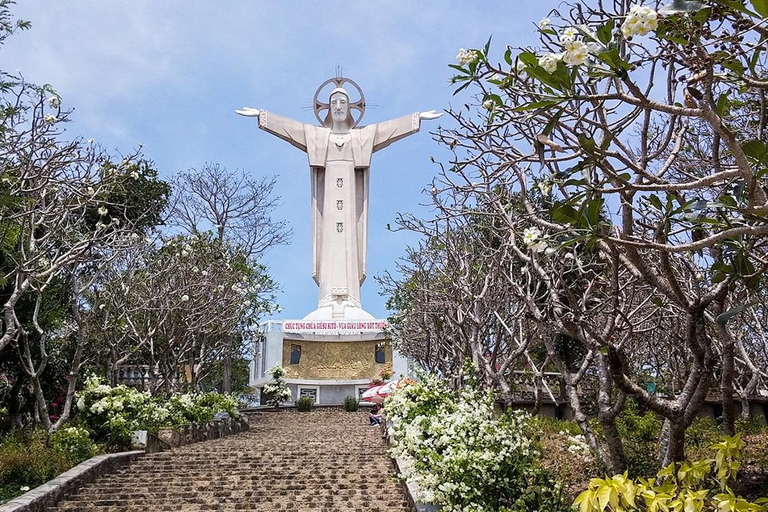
xmin=326 ymin=133 xmax=354 ymax=161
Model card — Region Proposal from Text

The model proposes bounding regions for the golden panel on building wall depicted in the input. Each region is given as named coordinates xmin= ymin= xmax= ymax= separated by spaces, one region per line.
xmin=282 ymin=339 xmax=393 ymax=380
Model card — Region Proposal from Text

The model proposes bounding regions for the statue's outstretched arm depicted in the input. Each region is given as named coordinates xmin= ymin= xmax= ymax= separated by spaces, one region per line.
xmin=372 ymin=111 xmax=442 ymax=153
xmin=236 ymin=107 xmax=307 ymax=152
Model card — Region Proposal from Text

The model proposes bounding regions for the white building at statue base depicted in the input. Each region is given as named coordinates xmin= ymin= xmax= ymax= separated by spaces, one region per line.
xmin=250 ymin=306 xmax=409 ymax=405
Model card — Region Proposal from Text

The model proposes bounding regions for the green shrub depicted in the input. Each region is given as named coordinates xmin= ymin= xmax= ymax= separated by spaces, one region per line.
xmin=575 ymin=435 xmax=768 ymax=512
xmin=295 ymin=397 xmax=314 ymax=412
xmin=616 ymin=397 xmax=662 ymax=477
xmin=50 ymin=426 xmax=97 ymax=463
xmin=0 ymin=429 xmax=71 ymax=503
xmin=686 ymin=416 xmax=721 ymax=450
xmin=343 ymin=395 xmax=359 ymax=412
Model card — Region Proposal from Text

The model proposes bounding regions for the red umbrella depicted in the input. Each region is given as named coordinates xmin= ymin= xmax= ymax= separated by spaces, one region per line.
xmin=361 ymin=385 xmax=386 ymax=403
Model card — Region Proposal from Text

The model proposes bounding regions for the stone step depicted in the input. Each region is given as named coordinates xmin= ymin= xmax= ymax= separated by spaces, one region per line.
xmin=48 ymin=410 xmax=412 ymax=512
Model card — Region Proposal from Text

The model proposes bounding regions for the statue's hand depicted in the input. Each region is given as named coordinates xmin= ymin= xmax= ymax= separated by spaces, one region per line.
xmin=235 ymin=107 xmax=261 ymax=118
xmin=419 ymin=110 xmax=443 ymax=121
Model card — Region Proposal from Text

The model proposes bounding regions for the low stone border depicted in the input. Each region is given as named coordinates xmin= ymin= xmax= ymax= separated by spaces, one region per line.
xmin=0 ymin=451 xmax=143 ymax=512
xmin=391 ymin=456 xmax=441 ymax=512
xmin=134 ymin=415 xmax=249 ymax=451
xmin=1 ymin=414 xmax=250 ymax=511
xmin=382 ymin=421 xmax=441 ymax=512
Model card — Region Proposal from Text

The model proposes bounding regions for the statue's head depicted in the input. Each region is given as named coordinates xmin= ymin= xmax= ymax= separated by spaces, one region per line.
xmin=324 ymin=88 xmax=354 ymax=129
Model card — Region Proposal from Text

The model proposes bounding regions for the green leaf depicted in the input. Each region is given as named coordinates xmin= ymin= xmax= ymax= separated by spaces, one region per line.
xmin=649 ymin=194 xmax=663 ymax=211
xmin=716 ymin=301 xmax=757 ymax=325
xmin=543 ymin=109 xmax=564 ymax=136
xmin=741 ymin=140 xmax=768 ymax=166
xmin=711 ymin=0 xmax=760 ymax=16
xmin=504 ymin=47 xmax=513 ymax=65
xmin=483 ymin=35 xmax=493 ymax=57
xmin=584 ymin=198 xmax=604 ymax=227
xmin=596 ymin=19 xmax=615 ymax=45
xmin=518 ymin=51 xmax=539 ymax=68
xmin=716 ymin=92 xmax=731 ymax=118
xmin=552 ymin=202 xmax=580 ymax=225
xmin=511 ymin=99 xmax=563 ymax=112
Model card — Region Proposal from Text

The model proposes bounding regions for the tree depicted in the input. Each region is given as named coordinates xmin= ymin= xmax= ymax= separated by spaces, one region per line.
xmin=169 ymin=163 xmax=290 ymax=392
xmin=393 ymin=0 xmax=768 ymax=467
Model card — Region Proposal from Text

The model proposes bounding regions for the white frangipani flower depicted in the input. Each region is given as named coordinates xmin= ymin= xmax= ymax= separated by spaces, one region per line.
xmin=456 ymin=48 xmax=478 ymax=66
xmin=48 ymin=96 xmax=61 ymax=108
xmin=560 ymin=26 xmax=578 ymax=42
xmin=538 ymin=17 xmax=551 ymax=29
xmin=482 ymin=99 xmax=495 ymax=111
xmin=130 ymin=171 xmax=139 ymax=179
xmin=523 ymin=227 xmax=542 ymax=246
xmin=538 ymin=52 xmax=561 ymax=73
xmin=44 ymin=114 xmax=57 ymax=124
xmin=98 ymin=206 xmax=108 ymax=216
xmin=621 ymin=5 xmax=658 ymax=38
xmin=562 ymin=39 xmax=589 ymax=66
xmin=515 ymin=60 xmax=527 ymax=76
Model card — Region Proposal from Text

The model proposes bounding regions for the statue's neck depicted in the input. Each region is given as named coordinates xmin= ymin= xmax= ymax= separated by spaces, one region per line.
xmin=331 ymin=120 xmax=350 ymax=133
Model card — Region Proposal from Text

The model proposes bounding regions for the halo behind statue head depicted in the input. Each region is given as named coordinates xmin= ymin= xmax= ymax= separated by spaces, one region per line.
xmin=313 ymin=77 xmax=365 ymax=128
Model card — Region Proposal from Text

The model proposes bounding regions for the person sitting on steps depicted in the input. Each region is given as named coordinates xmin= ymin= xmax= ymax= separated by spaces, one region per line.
xmin=369 ymin=403 xmax=383 ymax=426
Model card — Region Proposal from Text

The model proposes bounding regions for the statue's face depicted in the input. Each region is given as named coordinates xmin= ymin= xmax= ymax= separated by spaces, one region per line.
xmin=330 ymin=92 xmax=349 ymax=124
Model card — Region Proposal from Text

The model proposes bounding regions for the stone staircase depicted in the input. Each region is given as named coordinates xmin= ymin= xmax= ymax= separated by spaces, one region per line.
xmin=48 ymin=409 xmax=412 ymax=512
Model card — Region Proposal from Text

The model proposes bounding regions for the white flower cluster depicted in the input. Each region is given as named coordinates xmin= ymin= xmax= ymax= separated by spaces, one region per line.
xmin=538 ymin=52 xmax=561 ymax=73
xmin=266 ymin=363 xmax=286 ymax=379
xmin=536 ymin=22 xmax=606 ymax=71
xmin=523 ymin=226 xmax=550 ymax=253
xmin=566 ymin=433 xmax=592 ymax=458
xmin=456 ymin=48 xmax=478 ymax=66
xmin=386 ymin=375 xmax=548 ymax=511
xmin=621 ymin=4 xmax=658 ymax=38
xmin=76 ymin=376 xmax=239 ymax=445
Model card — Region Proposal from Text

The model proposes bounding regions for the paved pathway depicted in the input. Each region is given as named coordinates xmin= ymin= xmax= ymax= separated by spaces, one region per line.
xmin=49 ymin=409 xmax=412 ymax=512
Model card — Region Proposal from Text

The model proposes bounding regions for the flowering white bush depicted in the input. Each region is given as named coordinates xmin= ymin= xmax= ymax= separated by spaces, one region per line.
xmin=75 ymin=376 xmax=238 ymax=448
xmin=263 ymin=364 xmax=291 ymax=407
xmin=385 ymin=375 xmax=569 ymax=511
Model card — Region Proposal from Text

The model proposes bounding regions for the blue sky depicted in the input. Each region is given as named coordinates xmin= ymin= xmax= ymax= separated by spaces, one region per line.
xmin=4 ymin=1 xmax=559 ymax=320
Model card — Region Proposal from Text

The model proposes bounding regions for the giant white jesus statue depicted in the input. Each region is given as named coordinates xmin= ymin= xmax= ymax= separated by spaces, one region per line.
xmin=236 ymin=77 xmax=441 ymax=320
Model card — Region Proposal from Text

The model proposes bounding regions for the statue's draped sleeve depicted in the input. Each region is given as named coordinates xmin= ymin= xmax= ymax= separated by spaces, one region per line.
xmin=372 ymin=113 xmax=420 ymax=153
xmin=258 ymin=110 xmax=308 ymax=152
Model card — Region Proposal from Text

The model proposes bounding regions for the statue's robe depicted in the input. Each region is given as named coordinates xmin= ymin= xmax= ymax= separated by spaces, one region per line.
xmin=258 ymin=111 xmax=420 ymax=308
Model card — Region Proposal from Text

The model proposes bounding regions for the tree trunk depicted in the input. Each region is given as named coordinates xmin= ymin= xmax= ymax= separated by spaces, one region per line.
xmin=223 ymin=350 xmax=232 ymax=393
xmin=721 ymin=332 xmax=736 ymax=436
xmin=661 ymin=417 xmax=687 ymax=466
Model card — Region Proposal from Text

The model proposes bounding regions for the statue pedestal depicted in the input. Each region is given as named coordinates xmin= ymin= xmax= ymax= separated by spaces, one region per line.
xmin=250 ymin=318 xmax=409 ymax=405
